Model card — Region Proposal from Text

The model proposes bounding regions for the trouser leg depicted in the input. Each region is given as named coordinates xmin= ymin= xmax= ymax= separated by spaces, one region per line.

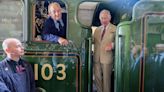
xmin=94 ymin=62 xmax=103 ymax=92
xmin=102 ymin=64 xmax=113 ymax=92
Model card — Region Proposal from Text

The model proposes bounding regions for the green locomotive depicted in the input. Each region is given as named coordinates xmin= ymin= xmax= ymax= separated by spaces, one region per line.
xmin=0 ymin=0 xmax=163 ymax=92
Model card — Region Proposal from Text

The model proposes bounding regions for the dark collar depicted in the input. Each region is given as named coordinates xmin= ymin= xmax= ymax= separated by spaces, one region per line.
xmin=5 ymin=57 xmax=24 ymax=73
xmin=6 ymin=57 xmax=21 ymax=65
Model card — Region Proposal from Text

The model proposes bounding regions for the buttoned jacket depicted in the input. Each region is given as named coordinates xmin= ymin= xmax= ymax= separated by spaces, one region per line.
xmin=93 ymin=23 xmax=116 ymax=64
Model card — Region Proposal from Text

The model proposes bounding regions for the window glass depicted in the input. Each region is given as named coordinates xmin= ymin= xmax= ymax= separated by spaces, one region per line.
xmin=0 ymin=0 xmax=23 ymax=41
xmin=146 ymin=15 xmax=164 ymax=54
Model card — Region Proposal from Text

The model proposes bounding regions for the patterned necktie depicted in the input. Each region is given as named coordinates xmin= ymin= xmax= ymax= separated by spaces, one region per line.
xmin=101 ymin=26 xmax=106 ymax=40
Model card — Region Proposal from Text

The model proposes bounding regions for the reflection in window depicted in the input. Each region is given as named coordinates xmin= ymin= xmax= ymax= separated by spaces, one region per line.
xmin=34 ymin=0 xmax=67 ymax=41
xmin=0 ymin=0 xmax=23 ymax=41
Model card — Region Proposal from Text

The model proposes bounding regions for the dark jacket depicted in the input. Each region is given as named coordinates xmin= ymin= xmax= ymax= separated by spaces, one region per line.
xmin=42 ymin=14 xmax=67 ymax=43
xmin=0 ymin=58 xmax=35 ymax=92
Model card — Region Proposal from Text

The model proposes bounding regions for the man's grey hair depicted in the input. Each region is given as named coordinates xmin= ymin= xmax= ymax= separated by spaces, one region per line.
xmin=48 ymin=2 xmax=61 ymax=14
xmin=99 ymin=9 xmax=111 ymax=19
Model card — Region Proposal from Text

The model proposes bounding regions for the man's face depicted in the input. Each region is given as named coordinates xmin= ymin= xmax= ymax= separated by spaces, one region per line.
xmin=100 ymin=13 xmax=111 ymax=26
xmin=8 ymin=40 xmax=24 ymax=57
xmin=49 ymin=5 xmax=62 ymax=21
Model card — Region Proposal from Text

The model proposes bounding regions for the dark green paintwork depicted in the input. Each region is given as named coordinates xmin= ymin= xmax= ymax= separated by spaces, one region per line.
xmin=0 ymin=0 xmax=137 ymax=91
xmin=115 ymin=1 xmax=164 ymax=92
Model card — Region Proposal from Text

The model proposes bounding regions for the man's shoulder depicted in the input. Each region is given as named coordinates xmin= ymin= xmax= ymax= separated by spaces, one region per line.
xmin=45 ymin=17 xmax=54 ymax=24
xmin=95 ymin=26 xmax=102 ymax=31
xmin=0 ymin=59 xmax=8 ymax=73
xmin=107 ymin=23 xmax=116 ymax=32
xmin=108 ymin=23 xmax=116 ymax=28
xmin=0 ymin=59 xmax=7 ymax=67
xmin=21 ymin=59 xmax=31 ymax=66
xmin=21 ymin=59 xmax=31 ymax=68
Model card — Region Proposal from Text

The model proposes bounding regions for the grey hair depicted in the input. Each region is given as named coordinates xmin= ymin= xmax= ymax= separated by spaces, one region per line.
xmin=48 ymin=2 xmax=61 ymax=14
xmin=99 ymin=9 xmax=111 ymax=19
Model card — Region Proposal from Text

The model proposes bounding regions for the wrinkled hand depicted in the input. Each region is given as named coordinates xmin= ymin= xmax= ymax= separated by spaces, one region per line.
xmin=58 ymin=37 xmax=69 ymax=46
xmin=105 ymin=43 xmax=113 ymax=51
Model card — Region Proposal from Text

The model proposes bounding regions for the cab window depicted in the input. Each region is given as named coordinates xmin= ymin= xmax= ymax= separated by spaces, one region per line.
xmin=33 ymin=0 xmax=67 ymax=42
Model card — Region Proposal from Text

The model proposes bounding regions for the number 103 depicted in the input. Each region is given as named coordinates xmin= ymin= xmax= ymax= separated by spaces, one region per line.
xmin=34 ymin=64 xmax=66 ymax=80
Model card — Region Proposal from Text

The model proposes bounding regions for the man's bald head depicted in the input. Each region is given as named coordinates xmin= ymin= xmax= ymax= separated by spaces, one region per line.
xmin=2 ymin=38 xmax=20 ymax=51
xmin=2 ymin=38 xmax=24 ymax=58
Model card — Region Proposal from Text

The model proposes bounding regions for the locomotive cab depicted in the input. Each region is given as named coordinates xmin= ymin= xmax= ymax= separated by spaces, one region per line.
xmin=0 ymin=0 xmax=137 ymax=92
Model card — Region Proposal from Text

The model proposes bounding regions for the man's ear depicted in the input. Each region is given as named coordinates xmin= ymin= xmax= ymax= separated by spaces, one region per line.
xmin=5 ymin=48 xmax=10 ymax=54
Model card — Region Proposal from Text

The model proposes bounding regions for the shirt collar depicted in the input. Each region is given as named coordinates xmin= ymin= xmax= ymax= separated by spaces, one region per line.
xmin=5 ymin=57 xmax=25 ymax=73
xmin=6 ymin=57 xmax=22 ymax=65
xmin=101 ymin=23 xmax=111 ymax=31
xmin=55 ymin=19 xmax=64 ymax=26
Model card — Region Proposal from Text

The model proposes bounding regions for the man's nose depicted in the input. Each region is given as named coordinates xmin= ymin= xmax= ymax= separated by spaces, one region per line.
xmin=55 ymin=12 xmax=59 ymax=16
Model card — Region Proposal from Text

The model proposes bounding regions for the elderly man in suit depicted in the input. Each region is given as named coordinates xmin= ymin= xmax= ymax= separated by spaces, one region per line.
xmin=93 ymin=9 xmax=116 ymax=92
xmin=42 ymin=2 xmax=68 ymax=46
